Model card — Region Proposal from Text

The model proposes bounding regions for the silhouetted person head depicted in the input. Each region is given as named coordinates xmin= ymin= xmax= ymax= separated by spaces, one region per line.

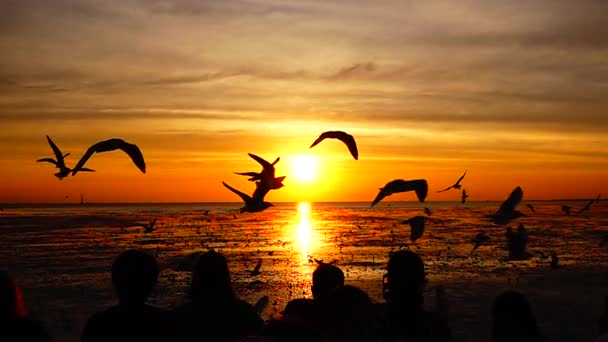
xmin=384 ymin=250 xmax=426 ymax=305
xmin=0 ymin=271 xmax=27 ymax=321
xmin=190 ymin=250 xmax=235 ymax=304
xmin=312 ymin=263 xmax=344 ymax=301
xmin=491 ymin=291 xmax=546 ymax=342
xmin=111 ymin=250 xmax=159 ymax=306
xmin=322 ymin=285 xmax=375 ymax=342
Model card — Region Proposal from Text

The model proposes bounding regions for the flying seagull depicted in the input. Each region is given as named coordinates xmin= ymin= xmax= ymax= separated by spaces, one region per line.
xmin=72 ymin=138 xmax=146 ymax=175
xmin=250 ymin=258 xmax=262 ymax=276
xmin=461 ymin=189 xmax=469 ymax=204
xmin=437 ymin=170 xmax=467 ymax=193
xmin=222 ymin=181 xmax=273 ymax=213
xmin=561 ymin=205 xmax=572 ymax=216
xmin=471 ymin=232 xmax=491 ymax=255
xmin=490 ymin=186 xmax=525 ymax=225
xmin=424 ymin=207 xmax=432 ymax=216
xmin=135 ymin=219 xmax=157 ymax=233
xmin=310 ymin=131 xmax=358 ymax=160
xmin=234 ymin=154 xmax=284 ymax=189
xmin=401 ymin=216 xmax=426 ymax=242
xmin=371 ymin=179 xmax=428 ymax=208
xmin=526 ymin=204 xmax=536 ymax=213
xmin=37 ymin=135 xmax=93 ymax=179
xmin=576 ymin=194 xmax=601 ymax=216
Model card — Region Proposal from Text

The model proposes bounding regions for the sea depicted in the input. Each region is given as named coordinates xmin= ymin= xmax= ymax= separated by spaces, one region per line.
xmin=1 ymin=200 xmax=607 ymax=341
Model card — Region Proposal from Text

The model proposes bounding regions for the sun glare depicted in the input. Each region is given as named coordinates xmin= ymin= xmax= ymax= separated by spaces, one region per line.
xmin=291 ymin=155 xmax=318 ymax=182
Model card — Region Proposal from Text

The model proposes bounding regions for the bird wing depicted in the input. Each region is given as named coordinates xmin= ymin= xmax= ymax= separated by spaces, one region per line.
xmin=71 ymin=144 xmax=99 ymax=175
xmin=36 ymin=158 xmax=57 ymax=165
xmin=309 ymin=132 xmax=330 ymax=149
xmin=437 ymin=185 xmax=453 ymax=193
xmin=455 ymin=170 xmax=467 ymax=185
xmin=253 ymin=258 xmax=262 ymax=273
xmin=271 ymin=157 xmax=280 ymax=166
xmin=409 ymin=216 xmax=426 ymax=242
xmin=337 ymin=132 xmax=358 ymax=160
xmin=252 ymin=181 xmax=271 ymax=202
xmin=78 ymin=168 xmax=95 ymax=172
xmin=411 ymin=179 xmax=428 ymax=202
xmin=498 ymin=186 xmax=523 ymax=213
xmin=248 ymin=153 xmax=273 ymax=171
xmin=462 ymin=190 xmax=467 ymax=204
xmin=234 ymin=172 xmax=260 ymax=178
xmin=46 ymin=136 xmax=66 ymax=168
xmin=222 ymin=182 xmax=252 ymax=203
xmin=119 ymin=141 xmax=146 ymax=173
xmin=371 ymin=189 xmax=388 ymax=208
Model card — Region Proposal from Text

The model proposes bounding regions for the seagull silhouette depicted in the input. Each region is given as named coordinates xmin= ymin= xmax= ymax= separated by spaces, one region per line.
xmin=222 ymin=181 xmax=273 ymax=213
xmin=561 ymin=205 xmax=572 ymax=216
xmin=461 ymin=189 xmax=469 ymax=204
xmin=424 ymin=207 xmax=432 ymax=216
xmin=250 ymin=258 xmax=262 ymax=276
xmin=401 ymin=216 xmax=426 ymax=242
xmin=576 ymin=194 xmax=601 ymax=216
xmin=526 ymin=204 xmax=536 ymax=213
xmin=37 ymin=135 xmax=94 ymax=179
xmin=135 ymin=219 xmax=157 ymax=233
xmin=437 ymin=170 xmax=467 ymax=192
xmin=371 ymin=179 xmax=428 ymax=207
xmin=72 ymin=138 xmax=146 ymax=175
xmin=234 ymin=154 xmax=284 ymax=189
xmin=310 ymin=131 xmax=358 ymax=160
xmin=490 ymin=186 xmax=525 ymax=225
xmin=471 ymin=232 xmax=490 ymax=255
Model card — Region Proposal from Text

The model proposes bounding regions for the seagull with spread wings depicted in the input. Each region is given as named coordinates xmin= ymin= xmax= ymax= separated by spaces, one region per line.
xmin=234 ymin=153 xmax=285 ymax=189
xmin=461 ymin=189 xmax=469 ymax=204
xmin=71 ymin=138 xmax=146 ymax=175
xmin=310 ymin=131 xmax=359 ymax=160
xmin=490 ymin=186 xmax=525 ymax=225
xmin=576 ymin=194 xmax=601 ymax=216
xmin=222 ymin=181 xmax=274 ymax=213
xmin=401 ymin=216 xmax=426 ymax=242
xmin=471 ymin=232 xmax=490 ymax=255
xmin=37 ymin=135 xmax=94 ymax=179
xmin=437 ymin=170 xmax=467 ymax=192
xmin=371 ymin=179 xmax=428 ymax=207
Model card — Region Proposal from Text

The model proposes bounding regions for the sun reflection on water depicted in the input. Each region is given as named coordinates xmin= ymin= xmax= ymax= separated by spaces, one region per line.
xmin=294 ymin=202 xmax=318 ymax=260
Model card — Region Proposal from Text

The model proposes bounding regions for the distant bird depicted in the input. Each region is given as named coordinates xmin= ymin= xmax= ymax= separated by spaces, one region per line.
xmin=550 ymin=252 xmax=559 ymax=269
xmin=526 ymin=204 xmax=536 ymax=213
xmin=136 ymin=219 xmax=157 ymax=233
xmin=401 ymin=216 xmax=426 ymax=242
xmin=234 ymin=154 xmax=285 ymax=189
xmin=72 ymin=138 xmax=146 ymax=175
xmin=250 ymin=258 xmax=262 ymax=276
xmin=37 ymin=135 xmax=94 ymax=179
xmin=576 ymin=194 xmax=601 ymax=216
xmin=222 ymin=181 xmax=273 ymax=213
xmin=437 ymin=170 xmax=467 ymax=193
xmin=471 ymin=232 xmax=490 ymax=254
xmin=561 ymin=205 xmax=572 ymax=216
xmin=461 ymin=189 xmax=469 ymax=204
xmin=309 ymin=131 xmax=358 ymax=160
xmin=490 ymin=186 xmax=525 ymax=225
xmin=424 ymin=207 xmax=432 ymax=216
xmin=371 ymin=179 xmax=428 ymax=207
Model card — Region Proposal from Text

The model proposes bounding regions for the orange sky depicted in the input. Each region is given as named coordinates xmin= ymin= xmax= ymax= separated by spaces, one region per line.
xmin=1 ymin=1 xmax=607 ymax=203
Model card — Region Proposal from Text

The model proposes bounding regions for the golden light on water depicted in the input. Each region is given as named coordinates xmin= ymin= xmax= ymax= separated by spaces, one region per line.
xmin=293 ymin=202 xmax=318 ymax=260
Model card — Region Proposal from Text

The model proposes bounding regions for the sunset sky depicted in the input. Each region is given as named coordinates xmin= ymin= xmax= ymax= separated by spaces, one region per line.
xmin=1 ymin=0 xmax=607 ymax=203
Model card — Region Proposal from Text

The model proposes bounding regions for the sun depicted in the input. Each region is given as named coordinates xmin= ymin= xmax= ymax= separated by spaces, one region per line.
xmin=291 ymin=155 xmax=319 ymax=182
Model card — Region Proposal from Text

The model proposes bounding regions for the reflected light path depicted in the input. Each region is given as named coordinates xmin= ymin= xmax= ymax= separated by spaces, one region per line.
xmin=293 ymin=202 xmax=319 ymax=261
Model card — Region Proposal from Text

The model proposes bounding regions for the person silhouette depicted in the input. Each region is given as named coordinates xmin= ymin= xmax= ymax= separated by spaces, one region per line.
xmin=1 ymin=271 xmax=52 ymax=342
xmin=312 ymin=263 xmax=345 ymax=301
xmin=320 ymin=285 xmax=377 ymax=342
xmin=490 ymin=291 xmax=548 ymax=342
xmin=377 ymin=250 xmax=451 ymax=342
xmin=174 ymin=250 xmax=263 ymax=342
xmin=81 ymin=250 xmax=178 ymax=342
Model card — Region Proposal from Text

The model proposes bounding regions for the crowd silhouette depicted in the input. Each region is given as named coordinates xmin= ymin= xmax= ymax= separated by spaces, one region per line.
xmin=2 ymin=249 xmax=608 ymax=341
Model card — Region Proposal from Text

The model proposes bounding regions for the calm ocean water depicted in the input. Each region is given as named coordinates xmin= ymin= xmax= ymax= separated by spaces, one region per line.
xmin=1 ymin=200 xmax=607 ymax=341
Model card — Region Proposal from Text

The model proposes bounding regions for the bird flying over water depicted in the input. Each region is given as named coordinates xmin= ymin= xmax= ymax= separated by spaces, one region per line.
xmin=461 ymin=189 xmax=469 ymax=204
xmin=437 ymin=170 xmax=467 ymax=193
xmin=561 ymin=205 xmax=572 ymax=216
xmin=490 ymin=186 xmax=525 ymax=225
xmin=526 ymin=204 xmax=536 ymax=213
xmin=250 ymin=258 xmax=262 ymax=276
xmin=234 ymin=154 xmax=284 ymax=189
xmin=72 ymin=138 xmax=146 ymax=175
xmin=222 ymin=181 xmax=274 ymax=213
xmin=37 ymin=135 xmax=94 ymax=179
xmin=424 ymin=207 xmax=432 ymax=216
xmin=471 ymin=232 xmax=490 ymax=254
xmin=576 ymin=194 xmax=601 ymax=216
xmin=310 ymin=131 xmax=358 ymax=160
xmin=371 ymin=179 xmax=428 ymax=207
xmin=401 ymin=216 xmax=426 ymax=242
xmin=135 ymin=219 xmax=157 ymax=233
